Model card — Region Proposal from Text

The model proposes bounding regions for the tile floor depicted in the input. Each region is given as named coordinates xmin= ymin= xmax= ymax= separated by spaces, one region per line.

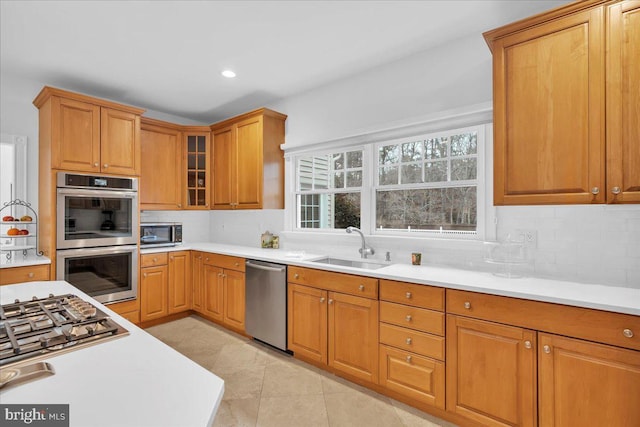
xmin=146 ymin=315 xmax=457 ymax=427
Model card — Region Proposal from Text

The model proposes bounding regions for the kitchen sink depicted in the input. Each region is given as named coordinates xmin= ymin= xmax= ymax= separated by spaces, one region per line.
xmin=311 ymin=257 xmax=388 ymax=270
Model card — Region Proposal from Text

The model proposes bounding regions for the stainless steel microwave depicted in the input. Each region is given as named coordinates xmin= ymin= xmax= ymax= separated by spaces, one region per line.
xmin=140 ymin=222 xmax=182 ymax=248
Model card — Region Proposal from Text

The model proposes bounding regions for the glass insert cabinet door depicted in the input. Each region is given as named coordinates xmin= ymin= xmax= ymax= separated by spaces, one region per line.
xmin=185 ymin=132 xmax=210 ymax=209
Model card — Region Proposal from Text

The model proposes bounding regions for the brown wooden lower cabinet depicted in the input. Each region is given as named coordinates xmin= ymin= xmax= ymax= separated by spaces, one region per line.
xmin=191 ymin=252 xmax=204 ymax=313
xmin=140 ymin=251 xmax=191 ymax=322
xmin=168 ymin=251 xmax=190 ymax=314
xmin=446 ymin=314 xmax=537 ymax=427
xmin=287 ymin=282 xmax=327 ymax=363
xmin=140 ymin=264 xmax=168 ymax=322
xmin=0 ymin=264 xmax=50 ymax=285
xmin=538 ymin=333 xmax=640 ymax=427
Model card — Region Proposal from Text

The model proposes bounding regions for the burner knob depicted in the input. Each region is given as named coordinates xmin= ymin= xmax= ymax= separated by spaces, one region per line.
xmin=40 ymin=336 xmax=50 ymax=348
xmin=86 ymin=326 xmax=95 ymax=336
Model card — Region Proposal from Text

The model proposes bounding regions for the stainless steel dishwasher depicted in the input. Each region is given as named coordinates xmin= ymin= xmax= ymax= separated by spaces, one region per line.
xmin=245 ymin=259 xmax=288 ymax=352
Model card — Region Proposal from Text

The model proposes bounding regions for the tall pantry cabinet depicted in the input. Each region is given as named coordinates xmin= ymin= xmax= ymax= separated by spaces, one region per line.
xmin=485 ymin=0 xmax=640 ymax=205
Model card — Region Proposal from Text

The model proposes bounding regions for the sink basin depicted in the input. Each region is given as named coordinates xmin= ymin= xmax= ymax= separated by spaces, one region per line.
xmin=311 ymin=257 xmax=387 ymax=270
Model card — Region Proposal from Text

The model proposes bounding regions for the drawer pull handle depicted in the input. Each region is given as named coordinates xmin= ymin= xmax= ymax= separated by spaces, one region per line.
xmin=153 ymin=257 xmax=157 ymax=262
xmin=28 ymin=272 xmax=35 ymax=278
xmin=359 ymin=285 xmax=365 ymax=291
xmin=320 ymin=297 xmax=325 ymax=303
xmin=591 ymin=187 xmax=599 ymax=195
xmin=405 ymin=315 xmax=412 ymax=322
xmin=524 ymin=340 xmax=531 ymax=349
xmin=405 ymin=355 xmax=412 ymax=363
xmin=543 ymin=345 xmax=551 ymax=354
xmin=406 ymin=338 xmax=412 ymax=345
xmin=328 ymin=299 xmax=334 ymax=305
xmin=405 ymin=292 xmax=412 ymax=299
xmin=294 ymin=273 xmax=299 ymax=279
xmin=623 ymin=329 xmax=634 ymax=338
xmin=464 ymin=302 xmax=471 ymax=310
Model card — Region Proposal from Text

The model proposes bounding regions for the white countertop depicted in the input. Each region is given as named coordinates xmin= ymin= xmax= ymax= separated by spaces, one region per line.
xmin=0 ymin=254 xmax=51 ymax=268
xmin=144 ymin=242 xmax=640 ymax=316
xmin=0 ymin=281 xmax=224 ymax=427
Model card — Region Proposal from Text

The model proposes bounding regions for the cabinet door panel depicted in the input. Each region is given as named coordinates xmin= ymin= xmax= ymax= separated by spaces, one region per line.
xmin=191 ymin=252 xmax=204 ymax=313
xmin=101 ymin=108 xmax=140 ymax=176
xmin=493 ymin=8 xmax=604 ymax=204
xmin=446 ymin=315 xmax=537 ymax=427
xmin=168 ymin=251 xmax=190 ymax=314
xmin=287 ymin=283 xmax=327 ymax=363
xmin=539 ymin=333 xmax=640 ymax=427
xmin=235 ymin=117 xmax=262 ymax=208
xmin=328 ymin=292 xmax=379 ymax=384
xmin=140 ymin=265 xmax=168 ymax=322
xmin=607 ymin=1 xmax=640 ymax=203
xmin=55 ymin=97 xmax=101 ymax=172
xmin=223 ymin=269 xmax=245 ymax=331
xmin=140 ymin=123 xmax=182 ymax=209
xmin=212 ymin=126 xmax=235 ymax=209
xmin=203 ymin=264 xmax=223 ymax=321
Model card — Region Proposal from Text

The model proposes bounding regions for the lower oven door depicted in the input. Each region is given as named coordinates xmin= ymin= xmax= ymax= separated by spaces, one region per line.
xmin=56 ymin=245 xmax=138 ymax=304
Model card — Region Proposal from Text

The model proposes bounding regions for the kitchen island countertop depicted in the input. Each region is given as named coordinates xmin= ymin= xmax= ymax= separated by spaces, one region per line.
xmin=0 ymin=281 xmax=224 ymax=427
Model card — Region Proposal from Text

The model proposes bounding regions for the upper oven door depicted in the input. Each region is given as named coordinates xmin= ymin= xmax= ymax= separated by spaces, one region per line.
xmin=57 ymin=188 xmax=139 ymax=249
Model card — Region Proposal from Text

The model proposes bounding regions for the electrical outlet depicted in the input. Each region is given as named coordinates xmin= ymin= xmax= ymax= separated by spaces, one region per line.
xmin=515 ymin=229 xmax=537 ymax=248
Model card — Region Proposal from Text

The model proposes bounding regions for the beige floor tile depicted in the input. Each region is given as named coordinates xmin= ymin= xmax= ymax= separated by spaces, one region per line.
xmin=261 ymin=361 xmax=324 ymax=397
xmin=323 ymin=392 xmax=403 ymax=427
xmin=320 ymin=371 xmax=379 ymax=397
xmin=257 ymin=395 xmax=329 ymax=427
xmin=216 ymin=365 xmax=266 ymax=400
xmin=390 ymin=400 xmax=458 ymax=427
xmin=213 ymin=343 xmax=282 ymax=371
xmin=212 ymin=397 xmax=260 ymax=427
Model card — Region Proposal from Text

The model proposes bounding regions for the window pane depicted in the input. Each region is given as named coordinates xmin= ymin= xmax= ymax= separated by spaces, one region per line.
xmin=401 ymin=141 xmax=422 ymax=162
xmin=334 ymin=193 xmax=361 ymax=229
xmin=333 ymin=172 xmax=344 ymax=189
xmin=379 ymin=145 xmax=399 ymax=165
xmin=424 ymin=161 xmax=447 ymax=182
xmin=297 ymin=193 xmax=360 ymax=229
xmin=450 ymin=132 xmax=477 ymax=156
xmin=333 ymin=153 xmax=344 ymax=170
xmin=451 ymin=158 xmax=477 ymax=181
xmin=346 ymin=171 xmax=362 ymax=188
xmin=298 ymin=157 xmax=313 ymax=190
xmin=401 ymin=164 xmax=422 ymax=184
xmin=379 ymin=166 xmax=398 ymax=185
xmin=424 ymin=138 xmax=447 ymax=159
xmin=346 ymin=151 xmax=362 ymax=168
xmin=376 ymin=187 xmax=476 ymax=231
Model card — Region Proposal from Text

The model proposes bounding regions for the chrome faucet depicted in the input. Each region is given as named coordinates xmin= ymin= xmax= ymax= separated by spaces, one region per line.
xmin=346 ymin=226 xmax=375 ymax=259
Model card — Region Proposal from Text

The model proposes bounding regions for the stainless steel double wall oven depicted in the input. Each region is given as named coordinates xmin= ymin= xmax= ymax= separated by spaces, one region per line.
xmin=56 ymin=172 xmax=139 ymax=304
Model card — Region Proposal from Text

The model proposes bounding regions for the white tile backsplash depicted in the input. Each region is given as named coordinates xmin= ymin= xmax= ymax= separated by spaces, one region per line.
xmin=140 ymin=210 xmax=210 ymax=244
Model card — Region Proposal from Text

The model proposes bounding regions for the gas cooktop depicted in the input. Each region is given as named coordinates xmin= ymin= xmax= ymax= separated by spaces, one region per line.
xmin=0 ymin=293 xmax=128 ymax=368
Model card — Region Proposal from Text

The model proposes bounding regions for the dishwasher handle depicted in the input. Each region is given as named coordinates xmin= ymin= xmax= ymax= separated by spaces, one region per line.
xmin=246 ymin=261 xmax=286 ymax=273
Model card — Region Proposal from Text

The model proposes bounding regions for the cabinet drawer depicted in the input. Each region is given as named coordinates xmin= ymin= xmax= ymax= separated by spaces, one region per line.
xmin=447 ymin=289 xmax=640 ymax=351
xmin=380 ymin=280 xmax=444 ymax=311
xmin=380 ymin=323 xmax=445 ymax=361
xmin=203 ymin=253 xmax=245 ymax=272
xmin=380 ymin=301 xmax=444 ymax=336
xmin=141 ymin=253 xmax=168 ymax=267
xmin=379 ymin=344 xmax=445 ymax=409
xmin=0 ymin=264 xmax=50 ymax=285
xmin=288 ymin=266 xmax=378 ymax=299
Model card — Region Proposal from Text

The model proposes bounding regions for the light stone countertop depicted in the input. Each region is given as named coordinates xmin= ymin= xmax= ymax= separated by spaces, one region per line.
xmin=0 ymin=280 xmax=224 ymax=427
xmin=144 ymin=242 xmax=640 ymax=316
xmin=0 ymin=254 xmax=51 ymax=268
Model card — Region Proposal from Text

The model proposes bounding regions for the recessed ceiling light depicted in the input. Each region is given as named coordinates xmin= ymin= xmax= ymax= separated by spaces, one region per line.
xmin=221 ymin=70 xmax=236 ymax=78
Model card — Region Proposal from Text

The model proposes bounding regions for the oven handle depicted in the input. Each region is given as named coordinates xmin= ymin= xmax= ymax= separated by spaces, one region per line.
xmin=57 ymin=188 xmax=137 ymax=198
xmin=57 ymin=245 xmax=138 ymax=257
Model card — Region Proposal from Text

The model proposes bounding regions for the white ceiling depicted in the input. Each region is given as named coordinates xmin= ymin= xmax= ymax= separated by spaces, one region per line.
xmin=1 ymin=0 xmax=569 ymax=123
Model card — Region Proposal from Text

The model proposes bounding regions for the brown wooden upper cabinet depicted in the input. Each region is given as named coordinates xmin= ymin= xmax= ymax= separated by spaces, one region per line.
xmin=33 ymin=86 xmax=144 ymax=176
xmin=183 ymin=128 xmax=211 ymax=209
xmin=211 ymin=108 xmax=287 ymax=209
xmin=484 ymin=0 xmax=639 ymax=205
xmin=140 ymin=118 xmax=183 ymax=210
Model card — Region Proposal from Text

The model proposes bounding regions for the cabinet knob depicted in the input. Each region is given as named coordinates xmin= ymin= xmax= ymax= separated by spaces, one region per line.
xmin=93 ymin=162 xmax=99 ymax=167
xmin=543 ymin=345 xmax=551 ymax=354
xmin=464 ymin=302 xmax=471 ymax=310
xmin=591 ymin=187 xmax=600 ymax=195
xmin=294 ymin=273 xmax=299 ymax=279
xmin=328 ymin=299 xmax=334 ymax=305
xmin=28 ymin=272 xmax=35 ymax=278
xmin=320 ymin=297 xmax=325 ymax=303
xmin=235 ymin=262 xmax=239 ymax=267
xmin=153 ymin=257 xmax=157 ymax=262
xmin=612 ymin=187 xmax=621 ymax=195
xmin=143 ymin=273 xmax=147 ymax=278
xmin=205 ymin=258 xmax=209 ymax=262
xmin=205 ymin=203 xmax=209 ymax=207
xmin=405 ymin=292 xmax=412 ymax=299
xmin=170 ymin=256 xmax=174 ymax=260
xmin=406 ymin=338 xmax=412 ymax=345
xmin=524 ymin=340 xmax=532 ymax=349
xmin=103 ymin=164 xmax=109 ymax=168
xmin=623 ymin=329 xmax=634 ymax=338
xmin=359 ymin=284 xmax=365 ymax=291
xmin=405 ymin=315 xmax=412 ymax=322
xmin=405 ymin=355 xmax=412 ymax=363
xmin=177 ymin=204 xmax=182 ymax=208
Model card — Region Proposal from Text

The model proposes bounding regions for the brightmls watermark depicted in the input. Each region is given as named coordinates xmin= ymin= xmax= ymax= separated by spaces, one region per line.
xmin=1 ymin=405 xmax=69 ymax=426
